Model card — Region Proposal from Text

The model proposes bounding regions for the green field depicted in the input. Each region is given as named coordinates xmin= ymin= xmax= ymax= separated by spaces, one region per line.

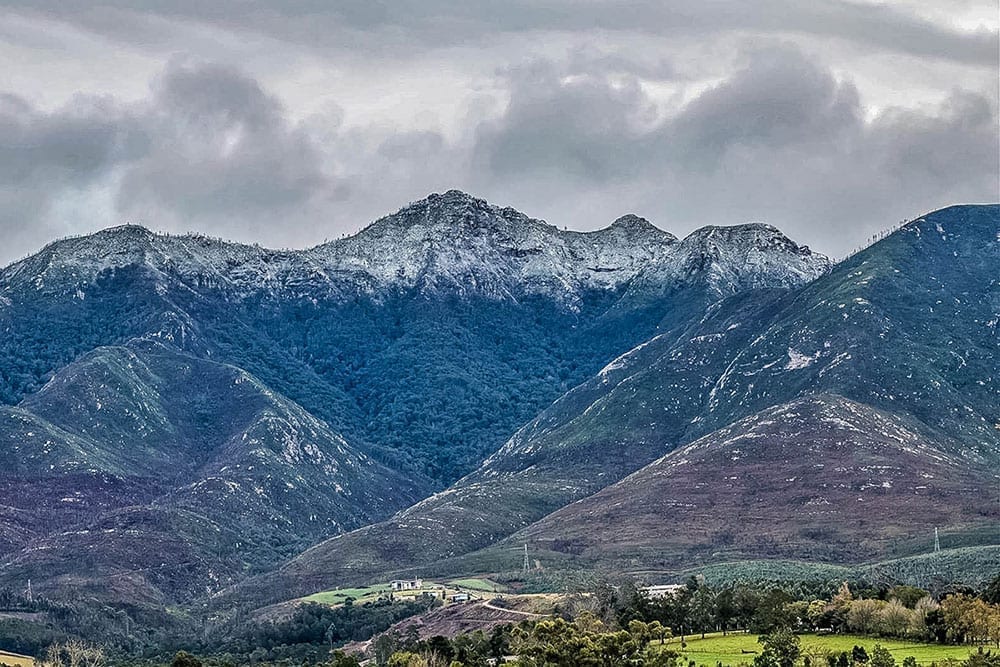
xmin=655 ymin=632 xmax=979 ymax=666
xmin=303 ymin=581 xmax=459 ymax=606
xmin=302 ymin=584 xmax=393 ymax=605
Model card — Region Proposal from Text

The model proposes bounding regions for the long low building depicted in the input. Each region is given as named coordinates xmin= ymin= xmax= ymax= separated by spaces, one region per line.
xmin=642 ymin=584 xmax=686 ymax=599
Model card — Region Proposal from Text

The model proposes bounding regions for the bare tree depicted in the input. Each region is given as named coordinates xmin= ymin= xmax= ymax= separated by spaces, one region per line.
xmin=39 ymin=641 xmax=104 ymax=667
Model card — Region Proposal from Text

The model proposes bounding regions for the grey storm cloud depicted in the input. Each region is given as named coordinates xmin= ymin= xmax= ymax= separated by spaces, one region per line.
xmin=0 ymin=1 xmax=996 ymax=264
xmin=473 ymin=59 xmax=657 ymax=181
xmin=468 ymin=45 xmax=998 ymax=253
xmin=0 ymin=93 xmax=129 ymax=185
xmin=5 ymin=0 xmax=997 ymax=66
xmin=116 ymin=59 xmax=339 ymax=234
xmin=0 ymin=92 xmax=137 ymax=258
xmin=0 ymin=58 xmax=343 ymax=257
xmin=668 ymin=49 xmax=862 ymax=167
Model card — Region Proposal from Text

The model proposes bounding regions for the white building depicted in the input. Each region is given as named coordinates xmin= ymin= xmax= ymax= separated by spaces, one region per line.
xmin=642 ymin=584 xmax=686 ymax=599
xmin=390 ymin=578 xmax=423 ymax=591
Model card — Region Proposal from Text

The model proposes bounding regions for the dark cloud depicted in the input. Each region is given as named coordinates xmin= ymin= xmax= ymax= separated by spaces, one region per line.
xmin=473 ymin=47 xmax=868 ymax=181
xmin=5 ymin=1 xmax=996 ymax=66
xmin=0 ymin=22 xmax=995 ymax=265
xmin=668 ymin=49 xmax=861 ymax=168
xmin=0 ymin=59 xmax=344 ymax=259
xmin=0 ymin=92 xmax=135 ymax=257
xmin=473 ymin=58 xmax=655 ymax=181
xmin=117 ymin=59 xmax=338 ymax=237
xmin=469 ymin=46 xmax=999 ymax=253
xmin=0 ymin=93 xmax=129 ymax=185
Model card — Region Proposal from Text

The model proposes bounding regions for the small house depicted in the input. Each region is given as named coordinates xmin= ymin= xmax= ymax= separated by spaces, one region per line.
xmin=390 ymin=578 xmax=423 ymax=591
xmin=450 ymin=593 xmax=470 ymax=602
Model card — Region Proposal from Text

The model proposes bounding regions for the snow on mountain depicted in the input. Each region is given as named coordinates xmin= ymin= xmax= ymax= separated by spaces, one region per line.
xmin=0 ymin=190 xmax=829 ymax=304
xmin=308 ymin=190 xmax=680 ymax=301
xmin=0 ymin=224 xmax=316 ymax=297
xmin=627 ymin=222 xmax=831 ymax=298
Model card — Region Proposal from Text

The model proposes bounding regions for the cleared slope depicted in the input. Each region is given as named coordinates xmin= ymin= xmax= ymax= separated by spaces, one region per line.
xmin=502 ymin=394 xmax=997 ymax=570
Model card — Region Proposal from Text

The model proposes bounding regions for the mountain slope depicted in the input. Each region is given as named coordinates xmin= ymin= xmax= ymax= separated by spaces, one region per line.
xmin=0 ymin=191 xmax=830 ymax=483
xmin=500 ymin=394 xmax=998 ymax=570
xmin=0 ymin=340 xmax=425 ymax=603
xmin=245 ymin=204 xmax=997 ymax=605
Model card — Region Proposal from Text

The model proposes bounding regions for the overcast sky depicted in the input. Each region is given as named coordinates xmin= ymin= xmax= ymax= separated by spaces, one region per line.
xmin=1 ymin=1 xmax=997 ymax=264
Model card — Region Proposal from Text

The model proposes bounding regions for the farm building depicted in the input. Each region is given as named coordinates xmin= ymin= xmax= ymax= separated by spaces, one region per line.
xmin=642 ymin=584 xmax=686 ymax=598
xmin=450 ymin=593 xmax=470 ymax=602
xmin=390 ymin=578 xmax=423 ymax=591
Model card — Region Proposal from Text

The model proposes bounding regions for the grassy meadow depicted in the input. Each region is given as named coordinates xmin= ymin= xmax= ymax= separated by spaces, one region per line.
xmin=301 ymin=584 xmax=394 ymax=605
xmin=302 ymin=577 xmax=510 ymax=607
xmin=656 ymin=632 xmax=980 ymax=666
xmin=0 ymin=650 xmax=34 ymax=667
xmin=448 ymin=578 xmax=506 ymax=592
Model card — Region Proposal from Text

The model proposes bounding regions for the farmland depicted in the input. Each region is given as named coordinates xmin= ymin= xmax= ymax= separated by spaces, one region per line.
xmin=301 ymin=584 xmax=393 ymax=606
xmin=656 ymin=632 xmax=980 ymax=666
xmin=0 ymin=650 xmax=34 ymax=667
xmin=302 ymin=577 xmax=512 ymax=608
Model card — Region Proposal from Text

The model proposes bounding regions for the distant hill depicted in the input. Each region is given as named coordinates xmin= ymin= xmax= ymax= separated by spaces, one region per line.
xmin=0 ymin=340 xmax=425 ymax=603
xmin=502 ymin=393 xmax=997 ymax=570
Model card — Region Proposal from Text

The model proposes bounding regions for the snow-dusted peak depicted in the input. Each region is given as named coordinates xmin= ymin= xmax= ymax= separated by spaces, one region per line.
xmin=1 ymin=191 xmax=831 ymax=305
xmin=590 ymin=215 xmax=678 ymax=245
xmin=307 ymin=192 xmax=681 ymax=300
xmin=0 ymin=224 xmax=302 ymax=296
xmin=326 ymin=189 xmax=556 ymax=248
xmin=627 ymin=222 xmax=830 ymax=297
xmin=681 ymin=222 xmax=797 ymax=249
xmin=610 ymin=214 xmax=663 ymax=234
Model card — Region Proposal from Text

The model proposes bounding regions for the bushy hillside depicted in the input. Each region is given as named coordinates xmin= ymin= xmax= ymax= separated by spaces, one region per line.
xmin=501 ymin=393 xmax=997 ymax=569
xmin=0 ymin=191 xmax=830 ymax=483
xmin=247 ymin=205 xmax=997 ymax=606
xmin=0 ymin=341 xmax=425 ymax=603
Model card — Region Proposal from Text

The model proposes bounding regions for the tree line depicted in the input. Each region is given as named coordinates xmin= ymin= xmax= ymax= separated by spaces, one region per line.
xmin=375 ymin=575 xmax=1000 ymax=667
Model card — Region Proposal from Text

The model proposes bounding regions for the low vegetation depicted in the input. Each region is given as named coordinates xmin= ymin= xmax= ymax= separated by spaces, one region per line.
xmin=302 ymin=584 xmax=394 ymax=606
xmin=4 ymin=573 xmax=998 ymax=666
xmin=448 ymin=579 xmax=506 ymax=593
xmin=375 ymin=575 xmax=1000 ymax=666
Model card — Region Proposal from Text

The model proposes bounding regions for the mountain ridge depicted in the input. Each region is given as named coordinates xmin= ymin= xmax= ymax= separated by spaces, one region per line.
xmin=0 ymin=190 xmax=841 ymax=609
xmin=1 ymin=190 xmax=828 ymax=305
xmin=0 ymin=338 xmax=427 ymax=603
xmin=225 ymin=203 xmax=997 ymax=608
xmin=0 ymin=190 xmax=831 ymax=481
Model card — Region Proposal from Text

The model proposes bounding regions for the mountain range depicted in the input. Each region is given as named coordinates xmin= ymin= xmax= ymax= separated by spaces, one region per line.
xmin=0 ymin=192 xmax=995 ymax=626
